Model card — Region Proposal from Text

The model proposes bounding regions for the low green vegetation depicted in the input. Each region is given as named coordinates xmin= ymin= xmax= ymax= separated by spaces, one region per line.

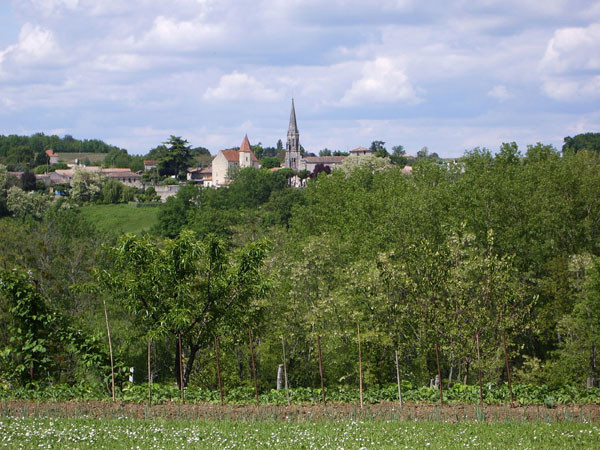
xmin=0 ymin=418 xmax=598 ymax=449
xmin=2 ymin=382 xmax=600 ymax=406
xmin=3 ymin=137 xmax=600 ymax=410
xmin=78 ymin=203 xmax=159 ymax=235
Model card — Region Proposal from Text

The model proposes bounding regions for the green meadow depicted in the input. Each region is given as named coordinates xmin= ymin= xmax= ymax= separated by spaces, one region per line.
xmin=1 ymin=418 xmax=599 ymax=449
xmin=79 ymin=203 xmax=159 ymax=235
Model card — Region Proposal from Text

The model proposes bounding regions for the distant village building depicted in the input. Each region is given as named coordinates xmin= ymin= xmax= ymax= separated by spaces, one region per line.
xmin=299 ymin=156 xmax=347 ymax=172
xmin=285 ymin=99 xmax=301 ymax=171
xmin=144 ymin=160 xmax=158 ymax=171
xmin=52 ymin=167 xmax=142 ymax=188
xmin=283 ymin=100 xmax=348 ymax=174
xmin=349 ymin=146 xmax=375 ymax=157
xmin=45 ymin=149 xmax=59 ymax=165
xmin=187 ymin=166 xmax=213 ymax=187
xmin=212 ymin=135 xmax=259 ymax=187
xmin=154 ymin=184 xmax=180 ymax=202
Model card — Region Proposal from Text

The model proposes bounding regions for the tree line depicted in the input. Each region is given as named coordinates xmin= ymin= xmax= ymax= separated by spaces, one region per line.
xmin=1 ymin=138 xmax=600 ymax=399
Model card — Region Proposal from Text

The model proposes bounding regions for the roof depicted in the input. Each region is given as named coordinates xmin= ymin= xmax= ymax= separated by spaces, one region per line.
xmin=303 ymin=156 xmax=347 ymax=164
xmin=221 ymin=149 xmax=240 ymax=162
xmin=240 ymin=134 xmax=251 ymax=152
xmin=200 ymin=167 xmax=212 ymax=174
xmin=288 ymin=98 xmax=299 ymax=135
xmin=144 ymin=160 xmax=158 ymax=165
xmin=45 ymin=149 xmax=58 ymax=157
xmin=219 ymin=148 xmax=259 ymax=163
xmin=350 ymin=146 xmax=373 ymax=153
xmin=104 ymin=170 xmax=141 ymax=179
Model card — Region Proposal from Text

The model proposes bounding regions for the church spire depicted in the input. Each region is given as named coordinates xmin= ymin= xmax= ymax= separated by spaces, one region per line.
xmin=288 ymin=98 xmax=299 ymax=136
xmin=285 ymin=99 xmax=301 ymax=171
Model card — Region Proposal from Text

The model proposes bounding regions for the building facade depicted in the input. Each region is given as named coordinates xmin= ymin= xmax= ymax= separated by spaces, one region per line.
xmin=212 ymin=135 xmax=259 ymax=187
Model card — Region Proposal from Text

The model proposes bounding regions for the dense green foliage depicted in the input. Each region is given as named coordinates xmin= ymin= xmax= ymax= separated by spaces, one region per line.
xmin=563 ymin=132 xmax=600 ymax=154
xmin=0 ymin=133 xmax=120 ymax=168
xmin=2 ymin=137 xmax=600 ymax=405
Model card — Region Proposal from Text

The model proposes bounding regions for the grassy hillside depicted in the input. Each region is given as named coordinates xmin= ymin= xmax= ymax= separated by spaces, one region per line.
xmin=79 ymin=203 xmax=159 ymax=235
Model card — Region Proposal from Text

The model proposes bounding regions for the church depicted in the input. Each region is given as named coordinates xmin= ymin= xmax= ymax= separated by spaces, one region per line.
xmin=283 ymin=99 xmax=347 ymax=173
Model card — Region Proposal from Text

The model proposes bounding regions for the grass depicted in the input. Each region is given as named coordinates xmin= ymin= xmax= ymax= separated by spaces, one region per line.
xmin=0 ymin=418 xmax=598 ymax=448
xmin=79 ymin=203 xmax=159 ymax=235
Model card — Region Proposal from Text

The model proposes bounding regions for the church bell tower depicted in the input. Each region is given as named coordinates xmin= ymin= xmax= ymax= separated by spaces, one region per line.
xmin=285 ymin=99 xmax=301 ymax=170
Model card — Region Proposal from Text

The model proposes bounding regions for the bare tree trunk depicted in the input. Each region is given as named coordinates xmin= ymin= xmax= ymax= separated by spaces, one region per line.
xmin=476 ymin=331 xmax=483 ymax=404
xmin=249 ymin=329 xmax=259 ymax=405
xmin=502 ymin=334 xmax=514 ymax=404
xmin=395 ymin=349 xmax=402 ymax=408
xmin=103 ymin=299 xmax=115 ymax=401
xmin=214 ymin=335 xmax=223 ymax=406
xmin=357 ymin=323 xmax=363 ymax=409
xmin=317 ymin=335 xmax=326 ymax=405
xmin=435 ymin=343 xmax=443 ymax=406
xmin=148 ymin=337 xmax=152 ymax=406
xmin=178 ymin=332 xmax=185 ymax=404
xmin=281 ymin=337 xmax=290 ymax=406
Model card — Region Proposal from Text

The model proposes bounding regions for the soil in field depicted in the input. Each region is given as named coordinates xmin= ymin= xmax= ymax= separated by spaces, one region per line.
xmin=1 ymin=401 xmax=598 ymax=423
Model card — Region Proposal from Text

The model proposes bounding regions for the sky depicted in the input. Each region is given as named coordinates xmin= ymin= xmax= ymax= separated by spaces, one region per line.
xmin=0 ymin=0 xmax=599 ymax=157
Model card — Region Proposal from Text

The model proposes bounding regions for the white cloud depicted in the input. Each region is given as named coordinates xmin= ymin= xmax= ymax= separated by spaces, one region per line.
xmin=542 ymin=76 xmax=600 ymax=101
xmin=0 ymin=23 xmax=61 ymax=67
xmin=540 ymin=23 xmax=600 ymax=74
xmin=204 ymin=71 xmax=282 ymax=101
xmin=540 ymin=23 xmax=600 ymax=101
xmin=488 ymin=85 xmax=512 ymax=102
xmin=138 ymin=15 xmax=224 ymax=51
xmin=339 ymin=57 xmax=421 ymax=106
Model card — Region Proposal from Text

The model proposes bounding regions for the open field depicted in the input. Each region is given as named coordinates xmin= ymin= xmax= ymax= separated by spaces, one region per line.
xmin=78 ymin=203 xmax=159 ymax=235
xmin=1 ymin=416 xmax=599 ymax=449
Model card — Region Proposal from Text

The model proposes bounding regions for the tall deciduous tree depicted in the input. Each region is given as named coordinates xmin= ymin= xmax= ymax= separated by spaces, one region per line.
xmin=99 ymin=230 xmax=269 ymax=387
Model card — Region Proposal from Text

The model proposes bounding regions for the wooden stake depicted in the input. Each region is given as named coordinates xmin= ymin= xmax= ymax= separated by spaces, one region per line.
xmin=476 ymin=331 xmax=483 ymax=404
xmin=178 ymin=332 xmax=185 ymax=404
xmin=214 ymin=335 xmax=224 ymax=406
xmin=357 ymin=323 xmax=363 ymax=409
xmin=249 ymin=329 xmax=259 ymax=404
xmin=148 ymin=337 xmax=152 ymax=407
xmin=395 ymin=349 xmax=403 ymax=408
xmin=281 ymin=337 xmax=290 ymax=406
xmin=503 ymin=334 xmax=514 ymax=404
xmin=103 ymin=299 xmax=115 ymax=402
xmin=435 ymin=343 xmax=443 ymax=406
xmin=317 ymin=335 xmax=326 ymax=405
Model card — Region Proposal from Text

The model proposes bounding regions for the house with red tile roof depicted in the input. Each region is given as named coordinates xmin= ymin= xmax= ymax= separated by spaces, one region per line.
xmin=212 ymin=135 xmax=259 ymax=187
xmin=45 ymin=149 xmax=59 ymax=165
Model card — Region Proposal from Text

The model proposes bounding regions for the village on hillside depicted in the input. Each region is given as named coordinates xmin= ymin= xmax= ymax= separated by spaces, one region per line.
xmin=5 ymin=100 xmax=415 ymax=202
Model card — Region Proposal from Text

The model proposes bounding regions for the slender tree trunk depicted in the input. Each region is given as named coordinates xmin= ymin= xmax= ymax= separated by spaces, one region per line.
xmin=435 ymin=343 xmax=443 ymax=406
xmin=502 ymin=334 xmax=514 ymax=404
xmin=395 ymin=349 xmax=402 ymax=408
xmin=214 ymin=335 xmax=223 ymax=406
xmin=357 ymin=323 xmax=363 ymax=409
xmin=103 ymin=299 xmax=115 ymax=401
xmin=249 ymin=329 xmax=259 ymax=404
xmin=281 ymin=337 xmax=290 ymax=406
xmin=148 ymin=337 xmax=152 ymax=407
xmin=178 ymin=332 xmax=185 ymax=404
xmin=317 ymin=335 xmax=326 ymax=405
xmin=476 ymin=331 xmax=483 ymax=404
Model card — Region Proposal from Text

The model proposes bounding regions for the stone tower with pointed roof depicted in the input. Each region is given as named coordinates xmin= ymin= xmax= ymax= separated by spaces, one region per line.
xmin=239 ymin=134 xmax=253 ymax=168
xmin=285 ymin=99 xmax=301 ymax=170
